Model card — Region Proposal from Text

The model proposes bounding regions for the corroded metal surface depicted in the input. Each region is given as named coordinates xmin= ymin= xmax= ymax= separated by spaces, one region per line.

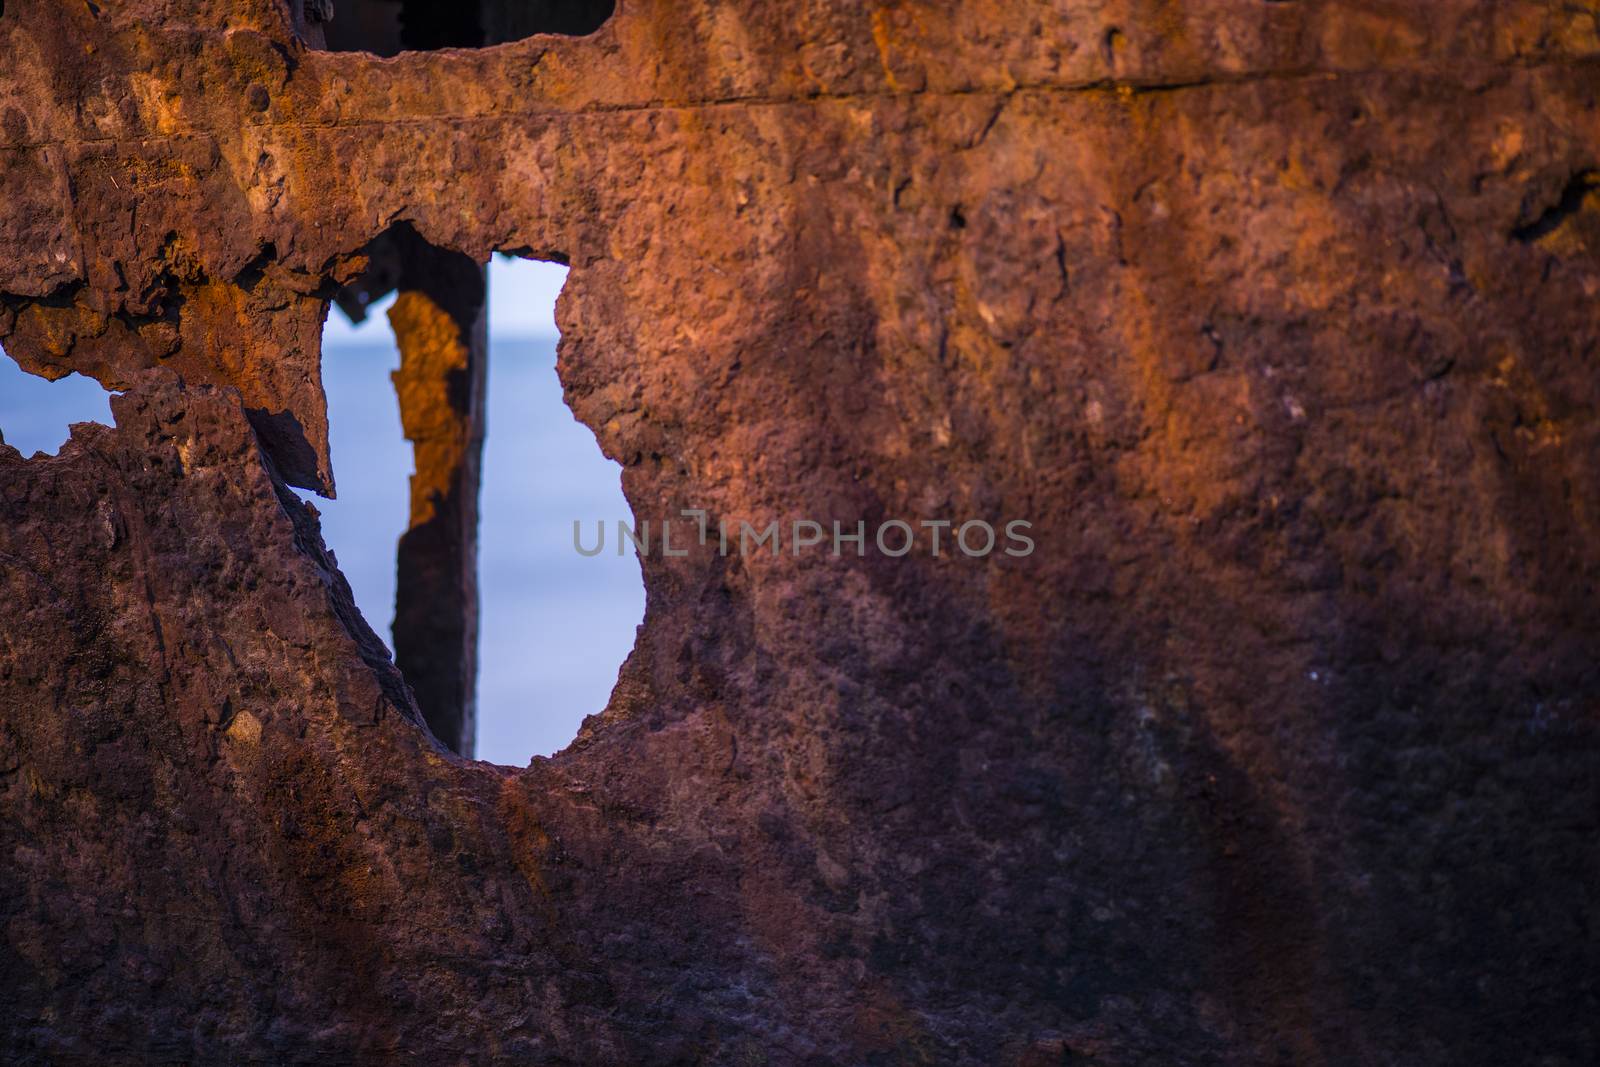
xmin=2 ymin=2 xmax=1598 ymax=1062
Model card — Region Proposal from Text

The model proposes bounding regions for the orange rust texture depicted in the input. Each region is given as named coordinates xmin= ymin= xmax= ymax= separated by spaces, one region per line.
xmin=3 ymin=2 xmax=1600 ymax=1062
xmin=389 ymin=290 xmax=479 ymax=533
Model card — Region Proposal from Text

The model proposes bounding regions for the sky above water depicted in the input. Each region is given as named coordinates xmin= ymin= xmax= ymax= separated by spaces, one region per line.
xmin=0 ymin=258 xmax=644 ymax=765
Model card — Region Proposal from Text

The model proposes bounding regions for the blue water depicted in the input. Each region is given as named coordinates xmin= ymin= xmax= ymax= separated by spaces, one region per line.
xmin=316 ymin=333 xmax=642 ymax=764
xmin=1 ymin=325 xmax=644 ymax=765
xmin=0 ymin=357 xmax=114 ymax=456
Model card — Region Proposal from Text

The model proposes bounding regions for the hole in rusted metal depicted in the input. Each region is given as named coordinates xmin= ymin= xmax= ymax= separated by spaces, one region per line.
xmin=0 ymin=345 xmax=116 ymax=458
xmin=322 ymin=0 xmax=615 ymax=55
xmin=316 ymin=243 xmax=640 ymax=764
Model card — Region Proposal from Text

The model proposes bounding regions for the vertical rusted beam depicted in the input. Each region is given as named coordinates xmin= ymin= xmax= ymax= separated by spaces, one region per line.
xmin=385 ymin=238 xmax=487 ymax=757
